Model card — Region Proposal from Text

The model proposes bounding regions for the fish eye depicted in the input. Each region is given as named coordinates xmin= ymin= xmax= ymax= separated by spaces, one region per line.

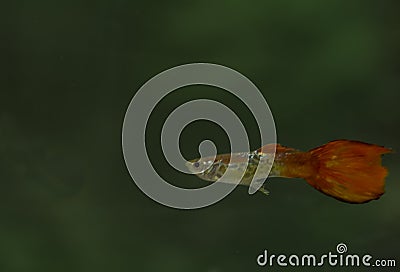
xmin=193 ymin=162 xmax=200 ymax=168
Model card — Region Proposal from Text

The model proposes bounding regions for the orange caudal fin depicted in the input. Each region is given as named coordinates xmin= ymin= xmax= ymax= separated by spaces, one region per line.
xmin=306 ymin=140 xmax=391 ymax=204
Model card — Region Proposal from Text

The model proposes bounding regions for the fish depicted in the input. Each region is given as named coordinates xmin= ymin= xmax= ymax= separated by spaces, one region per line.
xmin=185 ymin=140 xmax=391 ymax=204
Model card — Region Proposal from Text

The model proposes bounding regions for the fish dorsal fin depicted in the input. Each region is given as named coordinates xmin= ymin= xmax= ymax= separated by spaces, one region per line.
xmin=257 ymin=144 xmax=297 ymax=154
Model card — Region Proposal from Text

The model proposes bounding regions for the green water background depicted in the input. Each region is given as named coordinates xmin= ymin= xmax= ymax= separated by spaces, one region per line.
xmin=2 ymin=1 xmax=399 ymax=271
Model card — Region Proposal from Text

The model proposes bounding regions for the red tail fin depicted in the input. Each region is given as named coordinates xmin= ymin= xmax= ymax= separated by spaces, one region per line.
xmin=306 ymin=140 xmax=391 ymax=203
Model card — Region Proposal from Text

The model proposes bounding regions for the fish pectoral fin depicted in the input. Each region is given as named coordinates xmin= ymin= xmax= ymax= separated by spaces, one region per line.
xmin=248 ymin=178 xmax=270 ymax=196
xmin=258 ymin=186 xmax=270 ymax=196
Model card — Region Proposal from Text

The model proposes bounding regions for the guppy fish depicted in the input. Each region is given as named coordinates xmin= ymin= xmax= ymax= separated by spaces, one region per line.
xmin=186 ymin=140 xmax=391 ymax=204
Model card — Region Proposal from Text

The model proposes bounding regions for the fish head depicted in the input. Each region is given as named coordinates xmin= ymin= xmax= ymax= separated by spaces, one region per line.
xmin=185 ymin=156 xmax=227 ymax=182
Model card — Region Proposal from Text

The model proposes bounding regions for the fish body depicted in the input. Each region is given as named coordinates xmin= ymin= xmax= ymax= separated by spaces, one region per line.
xmin=186 ymin=140 xmax=391 ymax=204
xmin=187 ymin=151 xmax=276 ymax=186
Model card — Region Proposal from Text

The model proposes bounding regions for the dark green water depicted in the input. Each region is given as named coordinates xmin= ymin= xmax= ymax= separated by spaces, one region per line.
xmin=2 ymin=1 xmax=399 ymax=271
